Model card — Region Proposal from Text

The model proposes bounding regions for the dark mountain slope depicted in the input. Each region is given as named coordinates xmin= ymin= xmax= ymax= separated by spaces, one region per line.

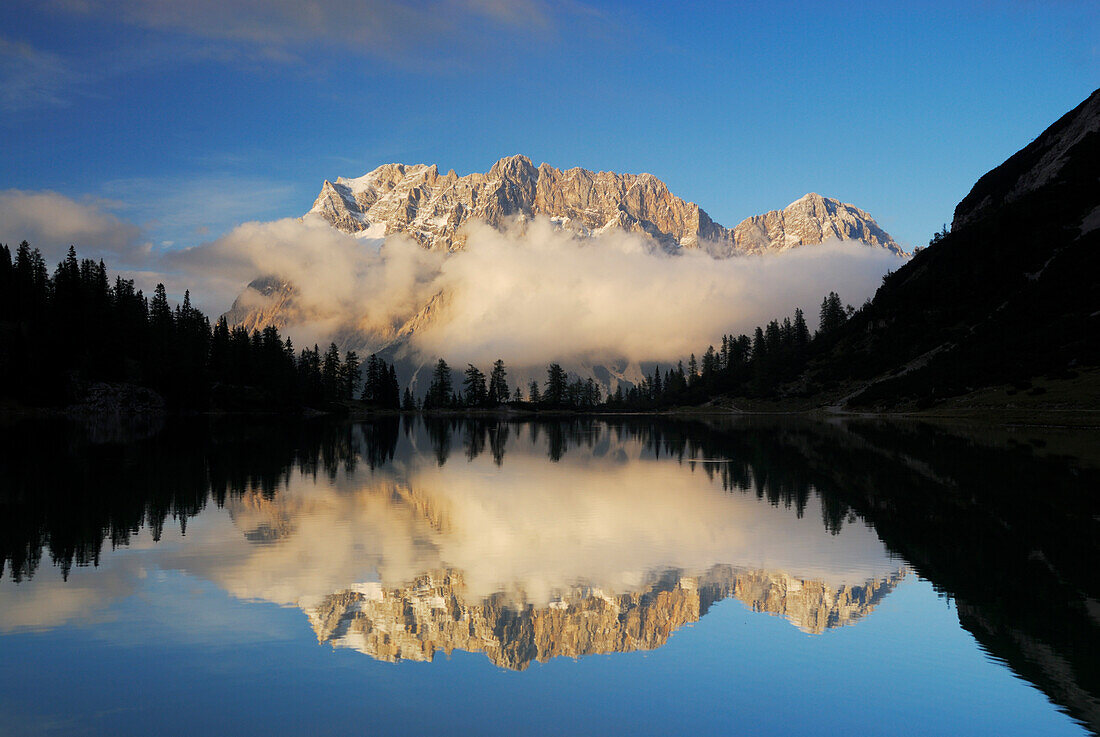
xmin=809 ymin=88 xmax=1100 ymax=408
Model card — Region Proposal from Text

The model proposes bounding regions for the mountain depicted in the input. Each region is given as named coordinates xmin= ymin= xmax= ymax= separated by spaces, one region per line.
xmin=224 ymin=156 xmax=904 ymax=392
xmin=810 ymin=87 xmax=1100 ymax=408
xmin=305 ymin=566 xmax=905 ymax=670
xmin=305 ymin=154 xmax=905 ymax=256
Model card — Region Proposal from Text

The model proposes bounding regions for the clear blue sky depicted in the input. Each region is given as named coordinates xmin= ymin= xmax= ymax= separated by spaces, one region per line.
xmin=1 ymin=0 xmax=1097 ymax=253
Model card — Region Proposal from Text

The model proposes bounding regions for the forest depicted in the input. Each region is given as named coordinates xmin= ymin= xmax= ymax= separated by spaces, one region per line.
xmin=1 ymin=240 xmax=860 ymax=413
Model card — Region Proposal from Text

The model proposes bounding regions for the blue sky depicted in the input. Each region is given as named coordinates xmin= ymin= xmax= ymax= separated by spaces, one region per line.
xmin=1 ymin=0 xmax=1097 ymax=257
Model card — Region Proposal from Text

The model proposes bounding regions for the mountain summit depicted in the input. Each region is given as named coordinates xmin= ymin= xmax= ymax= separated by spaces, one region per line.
xmin=306 ymin=155 xmax=905 ymax=256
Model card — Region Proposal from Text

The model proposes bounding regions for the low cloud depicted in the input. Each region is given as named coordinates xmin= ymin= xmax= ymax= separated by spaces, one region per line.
xmin=168 ymin=217 xmax=444 ymax=337
xmin=0 ymin=189 xmax=148 ymax=264
xmin=174 ymin=215 xmax=902 ymax=366
xmin=413 ymin=220 xmax=901 ymax=365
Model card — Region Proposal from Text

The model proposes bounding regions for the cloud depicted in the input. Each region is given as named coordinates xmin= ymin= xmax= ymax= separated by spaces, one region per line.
xmin=167 ymin=216 xmax=444 ymax=335
xmin=100 ymin=174 xmax=300 ymax=247
xmin=54 ymin=0 xmax=566 ymax=64
xmin=0 ymin=36 xmax=83 ymax=112
xmin=175 ymin=214 xmax=902 ymax=366
xmin=0 ymin=189 xmax=149 ymax=264
xmin=412 ymin=220 xmax=902 ymax=365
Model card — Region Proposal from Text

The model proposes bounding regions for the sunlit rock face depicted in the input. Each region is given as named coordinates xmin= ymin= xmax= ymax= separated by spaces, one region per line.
xmin=222 ymin=275 xmax=296 ymax=334
xmin=304 ymin=566 xmax=904 ymax=670
xmin=304 ymin=155 xmax=904 ymax=256
xmin=731 ymin=193 xmax=901 ymax=255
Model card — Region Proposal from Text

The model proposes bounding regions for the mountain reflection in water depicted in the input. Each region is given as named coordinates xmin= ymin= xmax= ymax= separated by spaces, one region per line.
xmin=0 ymin=415 xmax=1098 ymax=733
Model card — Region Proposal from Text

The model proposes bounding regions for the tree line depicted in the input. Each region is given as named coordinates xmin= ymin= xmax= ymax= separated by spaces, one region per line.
xmin=598 ymin=291 xmax=857 ymax=410
xmin=0 ymin=242 xmax=396 ymax=411
xmin=419 ymin=358 xmax=604 ymax=411
xmin=2 ymin=240 xmax=859 ymax=412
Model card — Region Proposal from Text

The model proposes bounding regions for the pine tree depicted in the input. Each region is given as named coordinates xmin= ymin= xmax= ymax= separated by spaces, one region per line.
xmin=386 ymin=364 xmax=400 ymax=409
xmin=819 ymin=291 xmax=846 ymax=335
xmin=321 ymin=343 xmax=341 ymax=399
xmin=425 ymin=358 xmax=453 ymax=410
xmin=702 ymin=346 xmax=717 ymax=379
xmin=544 ymin=363 xmax=568 ymax=407
xmin=462 ymin=364 xmax=487 ymax=406
xmin=793 ymin=308 xmax=810 ymax=347
xmin=341 ymin=351 xmax=361 ymax=400
xmin=150 ymin=283 xmax=173 ymax=329
xmin=752 ymin=326 xmax=766 ymax=362
xmin=765 ymin=320 xmax=782 ymax=353
xmin=487 ymin=359 xmax=509 ymax=404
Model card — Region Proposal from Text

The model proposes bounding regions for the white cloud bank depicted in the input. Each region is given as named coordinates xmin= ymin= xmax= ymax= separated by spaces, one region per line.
xmin=413 ymin=220 xmax=901 ymax=365
xmin=171 ymin=215 xmax=903 ymax=367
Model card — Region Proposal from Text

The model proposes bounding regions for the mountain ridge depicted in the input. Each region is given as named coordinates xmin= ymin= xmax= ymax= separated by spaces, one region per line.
xmin=224 ymin=159 xmax=905 ymax=394
xmin=305 ymin=154 xmax=906 ymax=256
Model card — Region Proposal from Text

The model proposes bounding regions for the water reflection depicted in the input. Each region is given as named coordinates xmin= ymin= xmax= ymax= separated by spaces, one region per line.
xmin=305 ymin=566 xmax=901 ymax=670
xmin=0 ymin=415 xmax=1098 ymax=731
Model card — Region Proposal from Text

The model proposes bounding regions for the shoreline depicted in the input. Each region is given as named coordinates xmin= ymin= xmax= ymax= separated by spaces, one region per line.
xmin=3 ymin=402 xmax=1099 ymax=429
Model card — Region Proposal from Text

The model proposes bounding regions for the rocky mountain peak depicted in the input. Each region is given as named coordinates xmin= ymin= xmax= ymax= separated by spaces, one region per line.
xmin=488 ymin=154 xmax=537 ymax=180
xmin=731 ymin=192 xmax=903 ymax=255
xmin=305 ymin=156 xmax=904 ymax=256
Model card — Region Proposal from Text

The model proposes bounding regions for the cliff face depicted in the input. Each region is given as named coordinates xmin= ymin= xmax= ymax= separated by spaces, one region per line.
xmin=305 ymin=155 xmax=904 ymax=256
xmin=305 ymin=566 xmax=905 ymax=670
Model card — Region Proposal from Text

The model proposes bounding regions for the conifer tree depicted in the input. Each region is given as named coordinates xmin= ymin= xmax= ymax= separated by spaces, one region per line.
xmin=386 ymin=364 xmax=400 ymax=409
xmin=487 ymin=359 xmax=509 ymax=404
xmin=463 ymin=364 xmax=488 ymax=406
xmin=544 ymin=363 xmax=567 ymax=407
xmin=819 ymin=291 xmax=846 ymax=335
xmin=793 ymin=308 xmax=810 ymax=347
xmin=341 ymin=351 xmax=361 ymax=400
xmin=424 ymin=358 xmax=453 ymax=410
xmin=321 ymin=343 xmax=341 ymax=399
xmin=150 ymin=283 xmax=173 ymax=328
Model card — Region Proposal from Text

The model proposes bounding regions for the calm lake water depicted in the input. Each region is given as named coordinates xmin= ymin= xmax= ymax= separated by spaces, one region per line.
xmin=0 ymin=415 xmax=1097 ymax=736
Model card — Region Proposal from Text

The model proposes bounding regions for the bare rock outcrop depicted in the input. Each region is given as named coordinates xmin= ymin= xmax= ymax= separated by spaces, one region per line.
xmin=304 ymin=155 xmax=905 ymax=256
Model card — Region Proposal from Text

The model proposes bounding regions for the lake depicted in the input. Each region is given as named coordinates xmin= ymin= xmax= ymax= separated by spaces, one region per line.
xmin=0 ymin=415 xmax=1097 ymax=736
